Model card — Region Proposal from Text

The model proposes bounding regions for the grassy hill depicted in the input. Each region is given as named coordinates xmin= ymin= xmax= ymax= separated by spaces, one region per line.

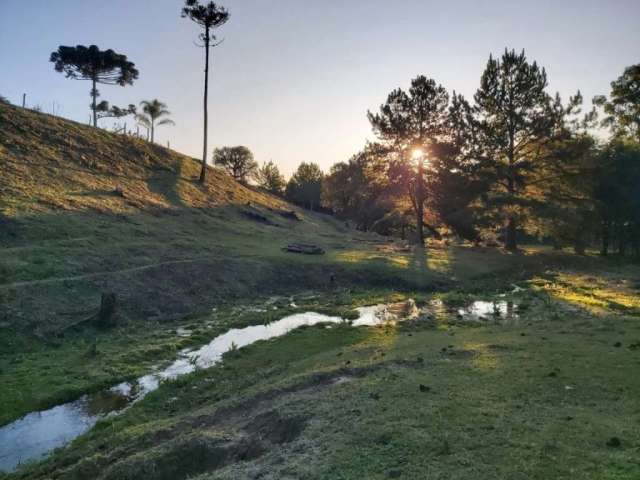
xmin=1 ymin=104 xmax=639 ymax=479
xmin=0 ymin=102 xmax=472 ymax=424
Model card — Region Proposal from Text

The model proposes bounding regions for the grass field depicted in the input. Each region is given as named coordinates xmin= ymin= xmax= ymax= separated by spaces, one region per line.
xmin=1 ymin=104 xmax=639 ymax=479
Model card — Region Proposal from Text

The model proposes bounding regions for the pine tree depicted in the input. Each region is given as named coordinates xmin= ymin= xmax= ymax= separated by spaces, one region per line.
xmin=473 ymin=49 xmax=564 ymax=250
xmin=368 ymin=76 xmax=450 ymax=243
xmin=255 ymin=161 xmax=286 ymax=196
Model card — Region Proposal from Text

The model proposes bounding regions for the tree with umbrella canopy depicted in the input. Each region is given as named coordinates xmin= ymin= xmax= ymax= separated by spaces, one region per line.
xmin=50 ymin=45 xmax=138 ymax=128
xmin=136 ymin=99 xmax=175 ymax=143
xmin=182 ymin=0 xmax=230 ymax=183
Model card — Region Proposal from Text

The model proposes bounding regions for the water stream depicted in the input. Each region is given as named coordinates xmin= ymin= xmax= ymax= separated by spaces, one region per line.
xmin=0 ymin=303 xmax=412 ymax=472
xmin=457 ymin=300 xmax=519 ymax=323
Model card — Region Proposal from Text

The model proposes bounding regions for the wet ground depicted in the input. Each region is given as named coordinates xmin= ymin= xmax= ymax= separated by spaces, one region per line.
xmin=0 ymin=302 xmax=416 ymax=472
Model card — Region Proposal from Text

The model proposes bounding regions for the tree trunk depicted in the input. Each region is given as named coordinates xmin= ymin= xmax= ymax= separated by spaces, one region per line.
xmin=415 ymin=160 xmax=424 ymax=244
xmin=96 ymin=293 xmax=117 ymax=328
xmin=199 ymin=27 xmax=210 ymax=184
xmin=151 ymin=120 xmax=155 ymax=143
xmin=505 ymin=217 xmax=517 ymax=251
xmin=91 ymin=76 xmax=97 ymax=128
xmin=600 ymin=219 xmax=610 ymax=256
xmin=505 ymin=124 xmax=518 ymax=251
xmin=618 ymin=223 xmax=627 ymax=256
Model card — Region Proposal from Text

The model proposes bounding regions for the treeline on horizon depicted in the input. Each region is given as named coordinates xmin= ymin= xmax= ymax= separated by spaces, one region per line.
xmin=254 ymin=51 xmax=640 ymax=258
xmin=2 ymin=0 xmax=638 ymax=258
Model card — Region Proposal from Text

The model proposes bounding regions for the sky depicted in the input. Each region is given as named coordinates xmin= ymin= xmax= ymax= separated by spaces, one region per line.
xmin=1 ymin=0 xmax=639 ymax=176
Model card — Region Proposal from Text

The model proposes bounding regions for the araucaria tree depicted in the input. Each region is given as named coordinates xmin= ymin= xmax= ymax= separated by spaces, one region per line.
xmin=474 ymin=49 xmax=564 ymax=250
xmin=50 ymin=45 xmax=138 ymax=128
xmin=368 ymin=75 xmax=450 ymax=243
xmin=213 ymin=146 xmax=258 ymax=183
xmin=136 ymin=99 xmax=175 ymax=143
xmin=182 ymin=0 xmax=230 ymax=183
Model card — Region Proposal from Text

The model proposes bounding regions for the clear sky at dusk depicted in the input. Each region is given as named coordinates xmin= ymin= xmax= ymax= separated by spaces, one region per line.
xmin=1 ymin=0 xmax=639 ymax=176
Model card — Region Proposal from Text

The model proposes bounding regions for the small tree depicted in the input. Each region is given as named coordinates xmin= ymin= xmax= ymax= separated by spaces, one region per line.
xmin=136 ymin=99 xmax=175 ymax=143
xmin=285 ymin=162 xmax=324 ymax=210
xmin=213 ymin=146 xmax=258 ymax=183
xmin=50 ymin=45 xmax=138 ymax=127
xmin=182 ymin=0 xmax=230 ymax=183
xmin=255 ymin=161 xmax=286 ymax=195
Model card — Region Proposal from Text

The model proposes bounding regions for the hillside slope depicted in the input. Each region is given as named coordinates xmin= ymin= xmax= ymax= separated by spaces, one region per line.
xmin=2 ymin=105 xmax=640 ymax=480
xmin=0 ymin=103 xmax=372 ymax=329
xmin=0 ymin=102 xmax=454 ymax=425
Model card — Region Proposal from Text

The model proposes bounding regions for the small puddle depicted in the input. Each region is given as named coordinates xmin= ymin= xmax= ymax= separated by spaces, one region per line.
xmin=457 ymin=301 xmax=519 ymax=324
xmin=0 ymin=303 xmax=412 ymax=472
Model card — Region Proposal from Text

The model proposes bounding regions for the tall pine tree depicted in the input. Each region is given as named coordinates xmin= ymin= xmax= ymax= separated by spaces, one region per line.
xmin=474 ymin=49 xmax=563 ymax=250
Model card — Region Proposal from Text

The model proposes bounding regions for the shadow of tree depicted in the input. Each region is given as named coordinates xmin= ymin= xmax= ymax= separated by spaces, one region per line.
xmin=146 ymin=159 xmax=186 ymax=208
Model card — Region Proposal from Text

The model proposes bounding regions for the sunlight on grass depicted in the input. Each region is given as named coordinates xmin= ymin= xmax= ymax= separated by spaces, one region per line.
xmin=425 ymin=247 xmax=452 ymax=273
xmin=334 ymin=249 xmax=410 ymax=268
xmin=532 ymin=273 xmax=640 ymax=315
xmin=463 ymin=341 xmax=499 ymax=370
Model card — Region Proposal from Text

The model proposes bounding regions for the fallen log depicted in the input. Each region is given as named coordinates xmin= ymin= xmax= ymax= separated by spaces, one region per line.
xmin=279 ymin=210 xmax=301 ymax=221
xmin=241 ymin=209 xmax=270 ymax=223
xmin=282 ymin=243 xmax=325 ymax=255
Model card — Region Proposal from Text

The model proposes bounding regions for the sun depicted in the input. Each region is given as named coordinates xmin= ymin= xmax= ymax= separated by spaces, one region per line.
xmin=411 ymin=148 xmax=423 ymax=160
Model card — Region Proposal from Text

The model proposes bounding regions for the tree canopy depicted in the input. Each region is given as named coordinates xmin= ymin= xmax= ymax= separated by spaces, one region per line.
xmin=136 ymin=99 xmax=175 ymax=143
xmin=50 ymin=45 xmax=138 ymax=127
xmin=368 ymin=75 xmax=451 ymax=242
xmin=319 ymin=50 xmax=640 ymax=258
xmin=285 ymin=162 xmax=324 ymax=210
xmin=213 ymin=146 xmax=257 ymax=183
xmin=594 ymin=64 xmax=640 ymax=141
xmin=255 ymin=161 xmax=286 ymax=196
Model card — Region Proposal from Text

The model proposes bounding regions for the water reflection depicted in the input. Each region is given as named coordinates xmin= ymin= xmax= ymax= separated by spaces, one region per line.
xmin=457 ymin=301 xmax=519 ymax=323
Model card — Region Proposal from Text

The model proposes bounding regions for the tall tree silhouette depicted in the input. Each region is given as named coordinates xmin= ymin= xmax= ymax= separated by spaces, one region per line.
xmin=368 ymin=75 xmax=450 ymax=243
xmin=182 ymin=0 xmax=230 ymax=183
xmin=136 ymin=99 xmax=175 ymax=143
xmin=50 ymin=45 xmax=138 ymax=128
xmin=474 ymin=49 xmax=564 ymax=251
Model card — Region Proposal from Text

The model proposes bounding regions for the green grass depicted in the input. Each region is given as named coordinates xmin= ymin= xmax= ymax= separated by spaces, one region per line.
xmin=2 ymin=103 xmax=640 ymax=479
xmin=8 ymin=269 xmax=640 ymax=480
